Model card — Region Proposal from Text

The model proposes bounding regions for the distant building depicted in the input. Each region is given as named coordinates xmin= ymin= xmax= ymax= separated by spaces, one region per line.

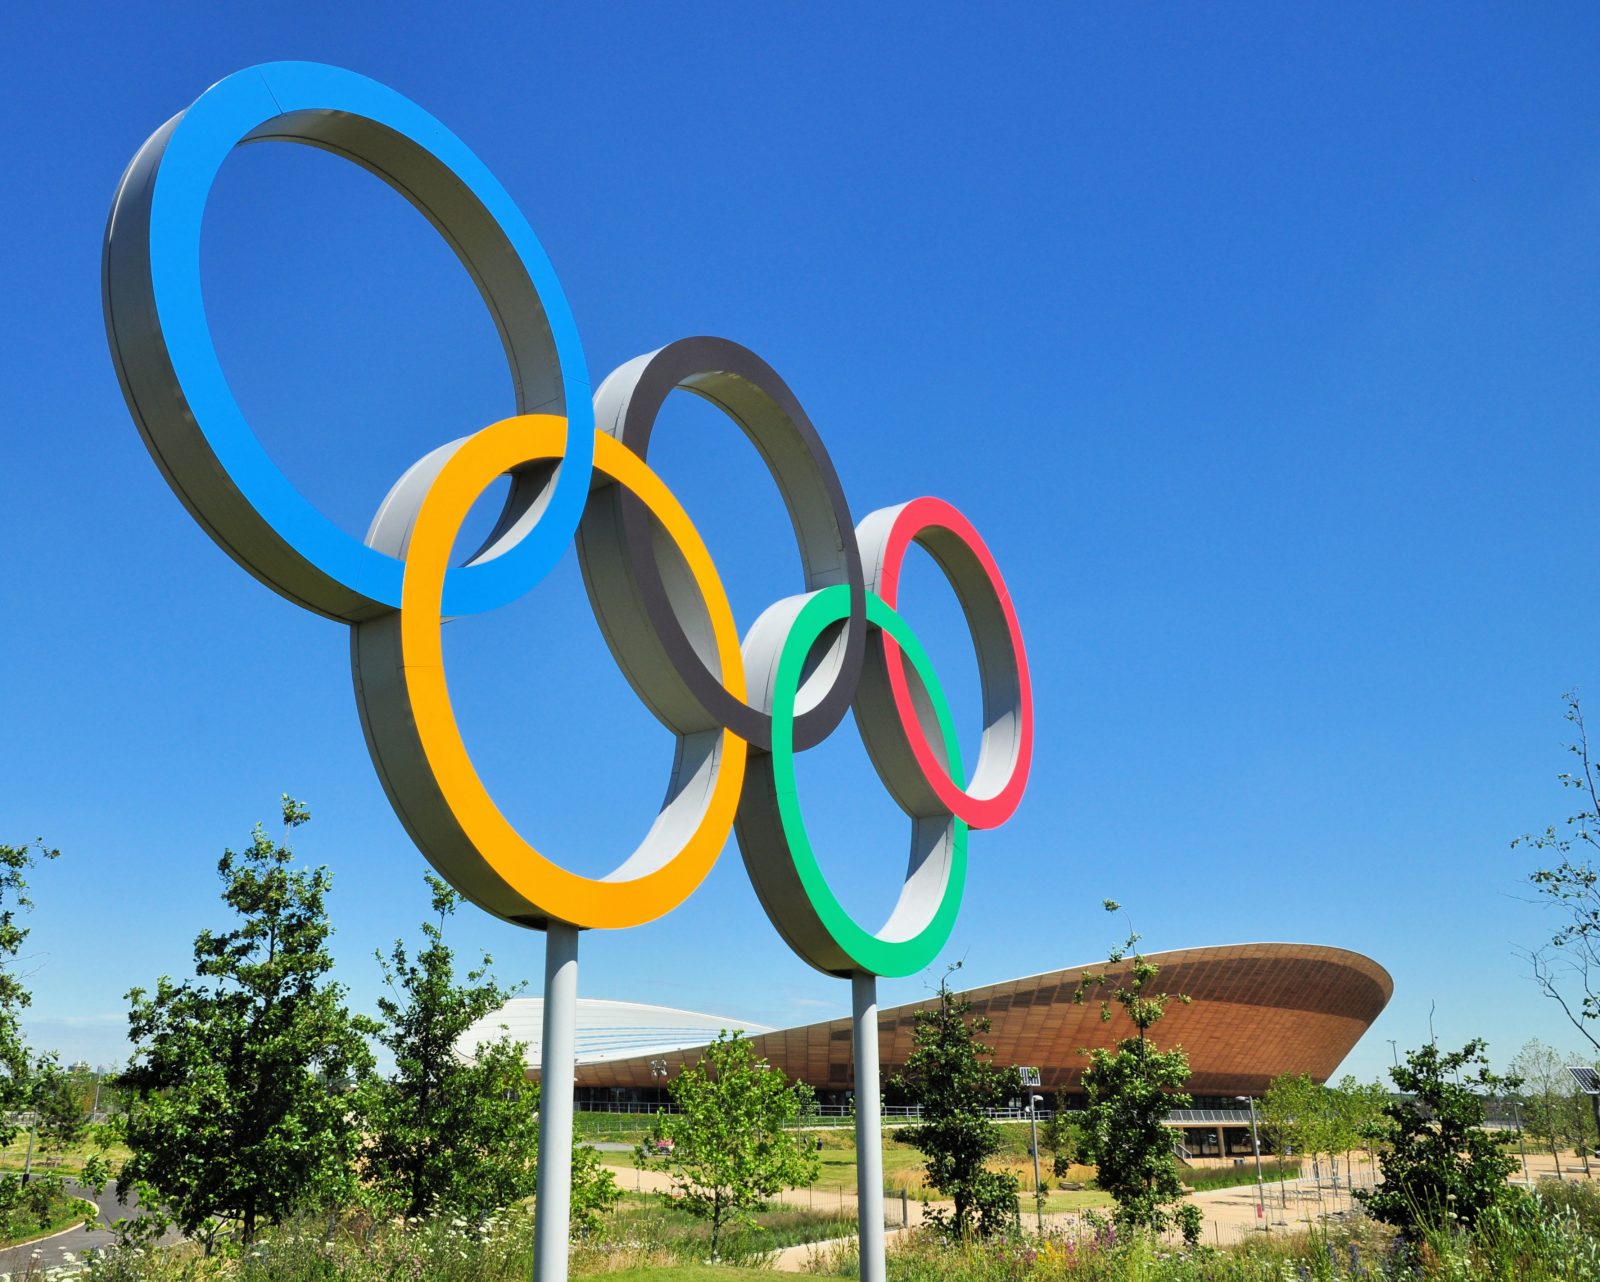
xmin=465 ymin=942 xmax=1390 ymax=1153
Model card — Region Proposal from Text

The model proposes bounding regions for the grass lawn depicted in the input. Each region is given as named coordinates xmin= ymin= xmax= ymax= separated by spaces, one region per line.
xmin=607 ymin=1191 xmax=853 ymax=1251
xmin=721 ymin=1128 xmax=1115 ymax=1212
xmin=0 ymin=1135 xmax=129 ymax=1180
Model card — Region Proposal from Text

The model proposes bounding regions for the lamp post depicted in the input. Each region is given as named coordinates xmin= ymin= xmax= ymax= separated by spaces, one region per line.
xmin=1387 ymin=1040 xmax=1398 ymax=1070
xmin=1236 ymin=1095 xmax=1265 ymax=1227
xmin=1510 ymin=1098 xmax=1531 ymax=1187
xmin=1020 ymin=1069 xmax=1044 ymax=1234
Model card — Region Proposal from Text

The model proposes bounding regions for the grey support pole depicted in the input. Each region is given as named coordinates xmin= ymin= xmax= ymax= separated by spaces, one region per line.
xmin=535 ymin=924 xmax=580 ymax=1282
xmin=852 ymin=971 xmax=886 ymax=1282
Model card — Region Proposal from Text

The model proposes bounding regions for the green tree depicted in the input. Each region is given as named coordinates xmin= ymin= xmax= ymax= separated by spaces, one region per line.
xmin=360 ymin=874 xmax=542 ymax=1220
xmin=1040 ymin=1096 xmax=1085 ymax=1178
xmin=1517 ymin=695 xmax=1600 ymax=1055
xmin=1357 ymin=1039 xmax=1519 ymax=1233
xmin=566 ymin=1120 xmax=624 ymax=1238
xmin=32 ymin=1054 xmax=87 ymax=1158
xmin=637 ymin=1031 xmax=820 ymax=1259
xmin=1258 ymin=1072 xmax=1321 ymax=1205
xmin=1073 ymin=902 xmax=1201 ymax=1245
xmin=119 ymin=797 xmax=376 ymax=1244
xmin=0 ymin=839 xmax=58 ymax=1146
xmin=891 ymin=963 xmax=1019 ymax=1240
xmin=1509 ymin=1038 xmax=1580 ymax=1176
xmin=1258 ymin=1072 xmax=1318 ymax=1164
xmin=1328 ymin=1074 xmax=1391 ymax=1188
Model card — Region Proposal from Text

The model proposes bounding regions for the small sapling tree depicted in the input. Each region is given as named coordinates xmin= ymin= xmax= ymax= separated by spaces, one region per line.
xmin=32 ymin=1054 xmax=88 ymax=1160
xmin=1040 ymin=1095 xmax=1085 ymax=1178
xmin=891 ymin=963 xmax=1019 ymax=1239
xmin=1509 ymin=1038 xmax=1578 ymax=1177
xmin=1073 ymin=901 xmax=1201 ymax=1245
xmin=1357 ymin=1039 xmax=1519 ymax=1232
xmin=637 ymin=1031 xmax=819 ymax=1259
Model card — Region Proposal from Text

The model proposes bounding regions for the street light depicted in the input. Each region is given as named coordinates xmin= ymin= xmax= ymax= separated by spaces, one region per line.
xmin=1236 ymin=1095 xmax=1265 ymax=1227
xmin=1019 ymin=1068 xmax=1044 ymax=1235
xmin=1509 ymin=1098 xmax=1531 ymax=1188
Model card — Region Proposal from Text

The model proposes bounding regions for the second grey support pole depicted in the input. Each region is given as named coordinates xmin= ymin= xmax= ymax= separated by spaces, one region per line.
xmin=534 ymin=923 xmax=580 ymax=1282
xmin=853 ymin=971 xmax=886 ymax=1282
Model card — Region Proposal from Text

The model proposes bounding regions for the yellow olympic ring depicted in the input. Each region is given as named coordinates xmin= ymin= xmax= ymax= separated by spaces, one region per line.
xmin=354 ymin=415 xmax=748 ymax=930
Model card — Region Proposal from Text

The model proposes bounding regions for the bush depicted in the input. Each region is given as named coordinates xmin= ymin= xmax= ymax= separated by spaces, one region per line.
xmin=1531 ymin=1176 xmax=1600 ymax=1232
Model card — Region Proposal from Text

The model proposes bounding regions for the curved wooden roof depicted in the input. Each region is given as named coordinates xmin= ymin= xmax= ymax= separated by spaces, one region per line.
xmin=571 ymin=943 xmax=1392 ymax=1097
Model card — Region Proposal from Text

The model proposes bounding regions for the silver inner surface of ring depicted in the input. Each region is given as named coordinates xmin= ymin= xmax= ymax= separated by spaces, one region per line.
xmin=853 ymin=504 xmax=1025 ymax=822
xmin=351 ymin=429 xmax=736 ymax=928
xmin=103 ymin=88 xmax=572 ymax=624
xmin=575 ymin=338 xmax=864 ymax=751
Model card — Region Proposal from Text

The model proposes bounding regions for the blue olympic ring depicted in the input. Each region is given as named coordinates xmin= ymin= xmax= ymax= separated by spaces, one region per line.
xmin=109 ymin=61 xmax=593 ymax=618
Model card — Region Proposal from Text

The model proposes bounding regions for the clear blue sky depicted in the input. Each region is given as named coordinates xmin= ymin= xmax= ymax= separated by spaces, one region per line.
xmin=2 ymin=3 xmax=1597 ymax=1083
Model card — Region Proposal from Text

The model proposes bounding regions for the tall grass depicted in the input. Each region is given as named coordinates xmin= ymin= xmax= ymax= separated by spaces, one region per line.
xmin=78 ymin=1197 xmax=856 ymax=1280
xmin=806 ymin=1186 xmax=1600 ymax=1281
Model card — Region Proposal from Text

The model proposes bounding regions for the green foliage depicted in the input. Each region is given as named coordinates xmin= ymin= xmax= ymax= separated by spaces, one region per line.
xmin=118 ymin=797 xmax=377 ymax=1244
xmin=637 ymin=1030 xmax=820 ymax=1258
xmin=815 ymin=1202 xmax=1600 ymax=1281
xmin=1532 ymin=1176 xmax=1600 ymax=1232
xmin=32 ymin=1052 xmax=89 ymax=1155
xmin=359 ymin=874 xmax=542 ymax=1220
xmin=1072 ymin=902 xmax=1201 ymax=1246
xmin=1258 ymin=1072 xmax=1389 ymax=1180
xmin=0 ymin=1169 xmax=89 ymax=1243
xmin=1039 ymin=1100 xmax=1085 ymax=1178
xmin=1509 ymin=1038 xmax=1587 ymax=1174
xmin=1329 ymin=1074 xmax=1391 ymax=1154
xmin=1357 ymin=1038 xmax=1521 ymax=1233
xmin=891 ymin=964 xmax=1019 ymax=1240
xmin=568 ymin=1130 xmax=624 ymax=1238
xmin=1257 ymin=1071 xmax=1319 ymax=1161
xmin=0 ymin=839 xmax=58 ymax=1147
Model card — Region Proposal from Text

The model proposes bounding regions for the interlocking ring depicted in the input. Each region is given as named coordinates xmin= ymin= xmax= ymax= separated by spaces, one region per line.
xmin=101 ymin=61 xmax=593 ymax=622
xmin=105 ymin=62 xmax=1034 ymax=978
xmin=352 ymin=416 xmax=748 ymax=931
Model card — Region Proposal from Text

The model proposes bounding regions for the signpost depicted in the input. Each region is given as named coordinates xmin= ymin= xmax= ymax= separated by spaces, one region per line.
xmin=1020 ymin=1067 xmax=1044 ymax=1233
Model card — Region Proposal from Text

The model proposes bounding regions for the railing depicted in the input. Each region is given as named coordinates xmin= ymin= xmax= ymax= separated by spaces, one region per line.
xmin=578 ymin=1100 xmax=1234 ymax=1125
xmin=577 ymin=1100 xmax=1060 ymax=1122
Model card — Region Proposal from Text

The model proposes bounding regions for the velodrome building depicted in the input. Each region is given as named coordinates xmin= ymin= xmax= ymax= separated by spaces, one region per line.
xmin=462 ymin=943 xmax=1391 ymax=1158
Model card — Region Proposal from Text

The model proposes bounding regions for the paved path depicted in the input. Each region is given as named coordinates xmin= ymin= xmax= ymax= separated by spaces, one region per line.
xmin=0 ymin=1181 xmax=184 ymax=1278
xmin=605 ymin=1156 xmax=1392 ymax=1268
xmin=0 ymin=1181 xmax=116 ymax=1277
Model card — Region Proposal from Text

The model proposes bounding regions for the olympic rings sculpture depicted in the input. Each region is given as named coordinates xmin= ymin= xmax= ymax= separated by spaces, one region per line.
xmin=103 ymin=62 xmax=1033 ymax=979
